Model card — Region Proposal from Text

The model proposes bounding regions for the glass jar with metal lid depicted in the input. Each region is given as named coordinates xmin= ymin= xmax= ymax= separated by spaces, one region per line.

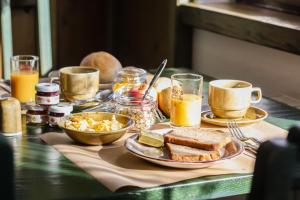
xmin=35 ymin=83 xmax=60 ymax=106
xmin=26 ymin=103 xmax=48 ymax=125
xmin=113 ymin=67 xmax=147 ymax=92
xmin=115 ymin=95 xmax=156 ymax=131
xmin=49 ymin=103 xmax=73 ymax=127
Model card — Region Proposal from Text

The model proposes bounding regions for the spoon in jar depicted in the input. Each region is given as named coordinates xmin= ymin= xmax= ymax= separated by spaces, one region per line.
xmin=142 ymin=59 xmax=167 ymax=100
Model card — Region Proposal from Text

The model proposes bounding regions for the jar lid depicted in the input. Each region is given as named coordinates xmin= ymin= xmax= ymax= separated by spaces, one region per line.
xmin=35 ymin=83 xmax=59 ymax=92
xmin=116 ymin=67 xmax=147 ymax=81
xmin=26 ymin=103 xmax=47 ymax=111
xmin=49 ymin=103 xmax=73 ymax=113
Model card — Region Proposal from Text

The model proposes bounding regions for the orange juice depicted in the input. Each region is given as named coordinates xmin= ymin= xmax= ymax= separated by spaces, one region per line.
xmin=11 ymin=71 xmax=39 ymax=103
xmin=170 ymin=94 xmax=202 ymax=127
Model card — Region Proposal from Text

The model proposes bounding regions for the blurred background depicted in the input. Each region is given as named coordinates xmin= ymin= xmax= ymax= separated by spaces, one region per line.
xmin=3 ymin=0 xmax=300 ymax=106
xmin=9 ymin=0 xmax=178 ymax=69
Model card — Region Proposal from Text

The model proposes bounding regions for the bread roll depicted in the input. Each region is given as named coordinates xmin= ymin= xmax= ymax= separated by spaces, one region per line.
xmin=80 ymin=51 xmax=122 ymax=83
xmin=153 ymin=77 xmax=173 ymax=116
xmin=154 ymin=77 xmax=172 ymax=92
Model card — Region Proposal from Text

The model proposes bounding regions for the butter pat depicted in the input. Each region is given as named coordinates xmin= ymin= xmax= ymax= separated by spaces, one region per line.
xmin=138 ymin=130 xmax=164 ymax=147
xmin=127 ymin=138 xmax=163 ymax=157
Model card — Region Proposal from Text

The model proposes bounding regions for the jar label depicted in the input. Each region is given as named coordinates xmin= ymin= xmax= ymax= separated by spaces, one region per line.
xmin=49 ymin=116 xmax=61 ymax=126
xmin=36 ymin=95 xmax=59 ymax=105
xmin=27 ymin=114 xmax=47 ymax=124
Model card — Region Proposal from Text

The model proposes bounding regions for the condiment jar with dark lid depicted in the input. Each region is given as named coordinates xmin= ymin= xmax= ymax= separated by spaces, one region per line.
xmin=35 ymin=83 xmax=60 ymax=106
xmin=49 ymin=103 xmax=73 ymax=127
xmin=26 ymin=103 xmax=48 ymax=125
xmin=0 ymin=97 xmax=22 ymax=136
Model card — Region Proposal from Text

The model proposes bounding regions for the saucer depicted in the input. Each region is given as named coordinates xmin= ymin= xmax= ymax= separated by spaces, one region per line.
xmin=201 ymin=106 xmax=268 ymax=127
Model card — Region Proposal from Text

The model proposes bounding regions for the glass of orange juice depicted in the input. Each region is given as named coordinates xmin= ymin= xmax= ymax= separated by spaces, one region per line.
xmin=170 ymin=73 xmax=203 ymax=127
xmin=11 ymin=55 xmax=39 ymax=104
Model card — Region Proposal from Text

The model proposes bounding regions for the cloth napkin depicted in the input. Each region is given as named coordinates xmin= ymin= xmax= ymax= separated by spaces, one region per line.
xmin=40 ymin=121 xmax=287 ymax=191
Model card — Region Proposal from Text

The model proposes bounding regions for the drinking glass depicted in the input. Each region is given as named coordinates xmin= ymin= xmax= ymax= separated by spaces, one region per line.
xmin=11 ymin=55 xmax=39 ymax=104
xmin=170 ymin=73 xmax=203 ymax=127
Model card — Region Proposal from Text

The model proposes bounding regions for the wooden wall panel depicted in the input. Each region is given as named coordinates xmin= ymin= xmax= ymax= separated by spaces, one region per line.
xmin=54 ymin=0 xmax=110 ymax=68
xmin=11 ymin=7 xmax=37 ymax=55
xmin=112 ymin=0 xmax=176 ymax=69
xmin=10 ymin=0 xmax=178 ymax=71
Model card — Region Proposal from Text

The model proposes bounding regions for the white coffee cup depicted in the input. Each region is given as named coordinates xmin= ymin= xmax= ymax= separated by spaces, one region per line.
xmin=208 ymin=80 xmax=262 ymax=119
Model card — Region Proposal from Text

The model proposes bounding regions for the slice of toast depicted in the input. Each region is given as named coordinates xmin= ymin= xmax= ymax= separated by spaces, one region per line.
xmin=166 ymin=143 xmax=221 ymax=162
xmin=164 ymin=128 xmax=232 ymax=151
xmin=223 ymin=141 xmax=238 ymax=157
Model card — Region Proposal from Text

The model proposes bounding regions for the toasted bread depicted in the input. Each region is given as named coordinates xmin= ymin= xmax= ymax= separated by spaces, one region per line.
xmin=164 ymin=128 xmax=232 ymax=151
xmin=223 ymin=141 xmax=238 ymax=157
xmin=166 ymin=143 xmax=221 ymax=162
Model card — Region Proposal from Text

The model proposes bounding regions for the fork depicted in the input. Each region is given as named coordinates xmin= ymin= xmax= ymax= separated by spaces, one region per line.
xmin=227 ymin=120 xmax=262 ymax=146
xmin=227 ymin=121 xmax=258 ymax=155
xmin=155 ymin=107 xmax=167 ymax=122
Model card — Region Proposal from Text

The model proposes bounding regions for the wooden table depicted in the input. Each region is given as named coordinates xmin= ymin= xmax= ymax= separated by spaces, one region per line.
xmin=10 ymin=68 xmax=300 ymax=200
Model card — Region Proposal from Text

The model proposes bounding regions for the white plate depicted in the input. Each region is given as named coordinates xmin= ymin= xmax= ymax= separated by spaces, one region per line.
xmin=125 ymin=134 xmax=244 ymax=169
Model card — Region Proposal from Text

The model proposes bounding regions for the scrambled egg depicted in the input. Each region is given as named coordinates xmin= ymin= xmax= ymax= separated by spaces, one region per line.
xmin=64 ymin=114 xmax=124 ymax=132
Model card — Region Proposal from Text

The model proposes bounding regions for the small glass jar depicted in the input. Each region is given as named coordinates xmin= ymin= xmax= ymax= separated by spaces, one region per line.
xmin=35 ymin=83 xmax=60 ymax=106
xmin=113 ymin=67 xmax=147 ymax=92
xmin=115 ymin=96 xmax=156 ymax=131
xmin=49 ymin=103 xmax=73 ymax=127
xmin=26 ymin=104 xmax=48 ymax=125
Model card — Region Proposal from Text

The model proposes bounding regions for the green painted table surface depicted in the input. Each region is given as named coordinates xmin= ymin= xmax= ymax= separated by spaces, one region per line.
xmin=10 ymin=68 xmax=300 ymax=200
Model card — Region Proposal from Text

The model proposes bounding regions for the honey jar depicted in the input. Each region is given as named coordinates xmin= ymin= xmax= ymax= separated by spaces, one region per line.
xmin=113 ymin=67 xmax=147 ymax=92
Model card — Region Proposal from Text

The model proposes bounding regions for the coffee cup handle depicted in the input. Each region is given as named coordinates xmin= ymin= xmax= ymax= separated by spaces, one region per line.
xmin=251 ymin=87 xmax=262 ymax=104
xmin=50 ymin=77 xmax=59 ymax=83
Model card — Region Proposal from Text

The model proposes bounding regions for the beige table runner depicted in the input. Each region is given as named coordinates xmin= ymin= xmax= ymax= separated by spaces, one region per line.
xmin=40 ymin=121 xmax=287 ymax=191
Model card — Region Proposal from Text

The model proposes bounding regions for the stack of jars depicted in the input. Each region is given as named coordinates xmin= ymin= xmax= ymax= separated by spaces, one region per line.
xmin=26 ymin=83 xmax=73 ymax=127
xmin=113 ymin=67 xmax=157 ymax=131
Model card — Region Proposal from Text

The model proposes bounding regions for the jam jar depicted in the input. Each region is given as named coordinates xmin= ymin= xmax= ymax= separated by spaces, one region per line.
xmin=115 ymin=95 xmax=156 ymax=131
xmin=26 ymin=104 xmax=48 ymax=125
xmin=35 ymin=83 xmax=60 ymax=106
xmin=113 ymin=67 xmax=147 ymax=92
xmin=49 ymin=103 xmax=73 ymax=127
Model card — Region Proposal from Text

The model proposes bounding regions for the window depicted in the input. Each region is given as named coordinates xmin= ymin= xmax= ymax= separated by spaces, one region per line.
xmin=237 ymin=0 xmax=300 ymax=14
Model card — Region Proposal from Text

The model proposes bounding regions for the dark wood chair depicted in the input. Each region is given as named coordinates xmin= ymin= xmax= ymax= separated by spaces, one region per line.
xmin=0 ymin=133 xmax=15 ymax=200
xmin=249 ymin=125 xmax=300 ymax=200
